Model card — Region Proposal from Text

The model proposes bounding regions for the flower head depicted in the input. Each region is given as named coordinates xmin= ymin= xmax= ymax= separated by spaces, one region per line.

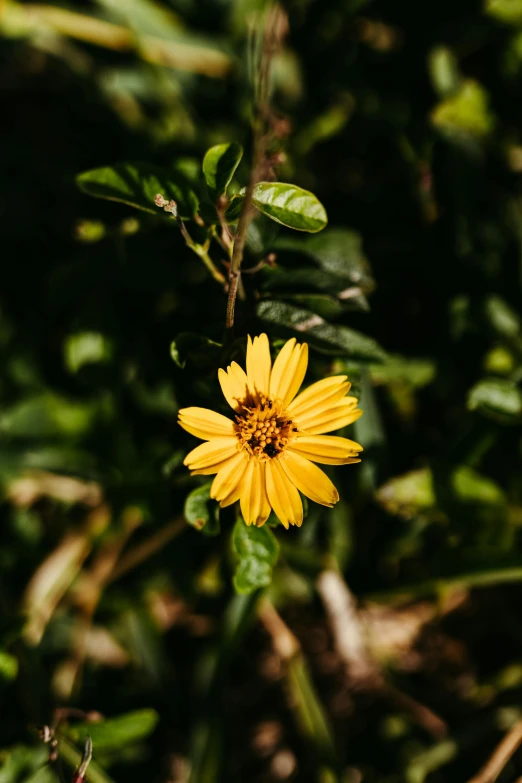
xmin=178 ymin=334 xmax=363 ymax=529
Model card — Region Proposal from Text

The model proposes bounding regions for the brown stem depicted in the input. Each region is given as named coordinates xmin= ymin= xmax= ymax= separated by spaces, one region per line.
xmin=467 ymin=719 xmax=522 ymax=783
xmin=108 ymin=516 xmax=186 ymax=583
xmin=225 ymin=5 xmax=282 ymax=329
xmin=317 ymin=569 xmax=447 ymax=738
xmin=226 ymin=272 xmax=241 ymax=329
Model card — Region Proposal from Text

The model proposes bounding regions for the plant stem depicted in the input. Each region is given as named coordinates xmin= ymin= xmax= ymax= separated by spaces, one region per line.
xmin=192 ymin=242 xmax=226 ymax=284
xmin=176 ymin=214 xmax=226 ymax=284
xmin=225 ymin=5 xmax=282 ymax=329
xmin=155 ymin=194 xmax=226 ymax=284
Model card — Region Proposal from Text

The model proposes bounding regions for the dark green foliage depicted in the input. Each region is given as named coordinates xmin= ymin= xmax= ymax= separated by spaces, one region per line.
xmin=4 ymin=1 xmax=522 ymax=782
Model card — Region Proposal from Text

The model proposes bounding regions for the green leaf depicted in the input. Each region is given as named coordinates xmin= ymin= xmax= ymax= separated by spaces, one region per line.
xmin=467 ymin=377 xmax=522 ymax=422
xmin=69 ymin=709 xmax=159 ymax=752
xmin=198 ymin=200 xmax=220 ymax=225
xmin=184 ymin=483 xmax=220 ymax=535
xmin=224 ymin=195 xmax=243 ymax=221
xmin=376 ymin=468 xmax=435 ymax=519
xmin=0 ymin=393 xmax=99 ymax=439
xmin=232 ymin=520 xmax=280 ymax=594
xmin=484 ymin=294 xmax=522 ymax=339
xmin=428 ymin=46 xmax=461 ymax=98
xmin=369 ymin=355 xmax=436 ymax=388
xmin=451 ymin=465 xmax=505 ymax=506
xmin=58 ymin=737 xmax=115 ymax=783
xmin=202 ymin=143 xmax=243 ymax=198
xmin=431 ymin=79 xmax=494 ymax=140
xmin=0 ymin=650 xmax=18 ymax=682
xmin=281 ymin=294 xmax=343 ymax=319
xmin=251 ymin=182 xmax=327 ymax=232
xmin=485 ymin=0 xmax=522 ymax=24
xmin=260 ymin=266 xmax=353 ymax=296
xmin=257 ymin=300 xmax=387 ymax=361
xmin=64 ymin=331 xmax=113 ymax=373
xmin=287 ymin=656 xmax=337 ymax=765
xmin=76 ymin=161 xmax=198 ymax=220
xmin=275 ymin=228 xmax=373 ymax=286
xmin=0 ymin=746 xmax=50 ymax=783
xmin=377 ymin=464 xmax=505 ymax=520
xmin=170 ymin=333 xmax=222 ymax=370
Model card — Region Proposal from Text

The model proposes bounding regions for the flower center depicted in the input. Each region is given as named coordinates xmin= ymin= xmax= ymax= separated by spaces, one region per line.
xmin=235 ymin=396 xmax=297 ymax=460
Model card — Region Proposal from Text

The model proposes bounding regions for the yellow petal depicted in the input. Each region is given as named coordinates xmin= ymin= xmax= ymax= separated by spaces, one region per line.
xmin=210 ymin=451 xmax=249 ymax=501
xmin=178 ymin=407 xmax=235 ymax=440
xmin=289 ymin=435 xmax=362 ymax=465
xmin=296 ymin=396 xmax=357 ymax=428
xmin=191 ymin=458 xmax=237 ymax=476
xmin=269 ymin=339 xmax=309 ymax=407
xmin=265 ymin=459 xmax=303 ymax=529
xmin=279 ymin=451 xmax=339 ymax=507
xmin=219 ymin=482 xmax=242 ymax=508
xmin=218 ymin=362 xmax=249 ymax=410
xmin=239 ymin=459 xmax=271 ymax=527
xmin=183 ymin=437 xmax=239 ymax=470
xmin=246 ymin=334 xmax=271 ymax=401
xmin=287 ymin=377 xmax=351 ymax=419
xmin=300 ymin=403 xmax=363 ymax=435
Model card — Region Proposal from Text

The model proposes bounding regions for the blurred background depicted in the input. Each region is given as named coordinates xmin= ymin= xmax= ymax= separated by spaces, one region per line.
xmin=3 ymin=0 xmax=522 ymax=781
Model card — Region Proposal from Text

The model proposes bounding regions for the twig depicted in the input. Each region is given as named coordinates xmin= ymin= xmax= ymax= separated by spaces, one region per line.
xmin=108 ymin=516 xmax=186 ymax=583
xmin=62 ymin=512 xmax=141 ymax=696
xmin=225 ymin=5 xmax=283 ymax=329
xmin=258 ymin=597 xmax=300 ymax=661
xmin=155 ymin=195 xmax=225 ymax=284
xmin=317 ymin=569 xmax=447 ymax=738
xmin=382 ymin=684 xmax=447 ymax=739
xmin=317 ymin=569 xmax=378 ymax=685
xmin=467 ymin=719 xmax=522 ymax=783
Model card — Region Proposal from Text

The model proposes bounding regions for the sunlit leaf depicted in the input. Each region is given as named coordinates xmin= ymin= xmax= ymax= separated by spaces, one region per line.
xmin=376 ymin=469 xmax=435 ymax=519
xmin=428 ymin=46 xmax=461 ymax=98
xmin=64 ymin=332 xmax=113 ymax=373
xmin=252 ymin=182 xmax=327 ymax=232
xmin=451 ymin=464 xmax=505 ymax=505
xmin=77 ymin=162 xmax=198 ymax=219
xmin=0 ymin=650 xmax=18 ymax=682
xmin=369 ymin=355 xmax=436 ymax=388
xmin=257 ymin=300 xmax=386 ymax=361
xmin=0 ymin=745 xmax=50 ymax=783
xmin=468 ymin=377 xmax=522 ymax=422
xmin=202 ymin=142 xmax=243 ymax=198
xmin=484 ymin=294 xmax=521 ymax=339
xmin=485 ymin=0 xmax=522 ymax=24
xmin=431 ymin=79 xmax=494 ymax=139
xmin=68 ymin=709 xmax=159 ymax=751
xmin=0 ymin=394 xmax=99 ymax=439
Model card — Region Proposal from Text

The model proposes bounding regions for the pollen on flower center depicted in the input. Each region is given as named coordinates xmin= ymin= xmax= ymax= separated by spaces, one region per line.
xmin=234 ymin=396 xmax=297 ymax=461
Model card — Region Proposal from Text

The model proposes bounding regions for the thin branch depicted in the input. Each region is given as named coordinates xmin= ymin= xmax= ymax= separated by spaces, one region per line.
xmin=258 ymin=597 xmax=300 ymax=661
xmin=225 ymin=4 xmax=283 ymax=329
xmin=317 ymin=569 xmax=447 ymax=738
xmin=467 ymin=719 xmax=522 ymax=783
xmin=317 ymin=569 xmax=378 ymax=685
xmin=155 ymin=195 xmax=225 ymax=284
xmin=108 ymin=516 xmax=186 ymax=583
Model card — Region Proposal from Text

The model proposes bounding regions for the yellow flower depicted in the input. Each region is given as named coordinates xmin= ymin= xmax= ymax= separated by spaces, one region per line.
xmin=178 ymin=334 xmax=363 ymax=529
